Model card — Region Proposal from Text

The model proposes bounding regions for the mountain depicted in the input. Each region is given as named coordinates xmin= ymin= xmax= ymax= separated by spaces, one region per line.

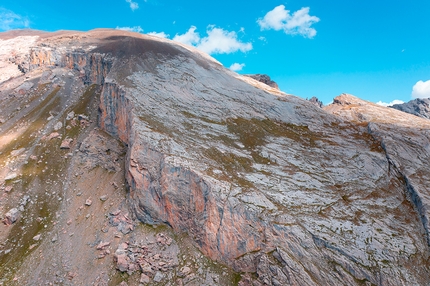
xmin=390 ymin=98 xmax=430 ymax=120
xmin=0 ymin=29 xmax=429 ymax=286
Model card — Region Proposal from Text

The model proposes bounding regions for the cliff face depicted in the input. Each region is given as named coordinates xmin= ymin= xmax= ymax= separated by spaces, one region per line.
xmin=0 ymin=30 xmax=429 ymax=286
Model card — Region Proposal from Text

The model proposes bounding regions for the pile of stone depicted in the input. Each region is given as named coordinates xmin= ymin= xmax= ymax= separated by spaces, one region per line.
xmin=108 ymin=210 xmax=134 ymax=234
xmin=114 ymin=233 xmax=178 ymax=284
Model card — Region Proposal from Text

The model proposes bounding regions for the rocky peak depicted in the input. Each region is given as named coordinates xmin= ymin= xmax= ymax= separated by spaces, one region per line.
xmin=307 ymin=96 xmax=323 ymax=108
xmin=243 ymin=73 xmax=279 ymax=89
xmin=390 ymin=97 xmax=430 ymax=119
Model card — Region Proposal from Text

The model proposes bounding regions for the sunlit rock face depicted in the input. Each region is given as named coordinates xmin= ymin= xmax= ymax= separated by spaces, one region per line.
xmin=0 ymin=29 xmax=429 ymax=285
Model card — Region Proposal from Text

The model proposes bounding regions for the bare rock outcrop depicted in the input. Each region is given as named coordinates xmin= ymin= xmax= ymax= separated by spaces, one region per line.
xmin=0 ymin=29 xmax=429 ymax=286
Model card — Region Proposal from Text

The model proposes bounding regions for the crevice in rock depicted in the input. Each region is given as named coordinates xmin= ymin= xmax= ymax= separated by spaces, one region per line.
xmin=367 ymin=123 xmax=430 ymax=246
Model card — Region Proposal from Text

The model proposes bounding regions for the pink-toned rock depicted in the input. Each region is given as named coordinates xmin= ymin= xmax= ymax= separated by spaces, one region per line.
xmin=140 ymin=273 xmax=150 ymax=284
xmin=114 ymin=243 xmax=129 ymax=272
xmin=156 ymin=233 xmax=172 ymax=246
xmin=47 ymin=132 xmax=60 ymax=140
xmin=96 ymin=241 xmax=111 ymax=250
xmin=60 ymin=138 xmax=73 ymax=149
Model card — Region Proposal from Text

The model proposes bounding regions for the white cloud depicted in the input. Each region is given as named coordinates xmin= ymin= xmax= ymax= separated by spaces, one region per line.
xmin=0 ymin=8 xmax=30 ymax=31
xmin=125 ymin=0 xmax=139 ymax=11
xmin=147 ymin=31 xmax=169 ymax=38
xmin=412 ymin=80 xmax=430 ymax=99
xmin=376 ymin=99 xmax=404 ymax=107
xmin=116 ymin=26 xmax=143 ymax=33
xmin=173 ymin=26 xmax=200 ymax=46
xmin=196 ymin=26 xmax=252 ymax=54
xmin=167 ymin=26 xmax=253 ymax=55
xmin=229 ymin=63 xmax=245 ymax=72
xmin=257 ymin=5 xmax=320 ymax=38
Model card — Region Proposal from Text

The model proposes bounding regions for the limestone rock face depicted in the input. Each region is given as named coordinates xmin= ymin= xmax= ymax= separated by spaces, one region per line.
xmin=390 ymin=97 xmax=430 ymax=119
xmin=0 ymin=30 xmax=429 ymax=285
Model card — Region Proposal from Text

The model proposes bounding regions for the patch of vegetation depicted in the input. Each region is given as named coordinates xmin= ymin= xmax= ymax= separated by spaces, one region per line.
xmin=203 ymin=147 xmax=255 ymax=188
xmin=225 ymin=117 xmax=318 ymax=149
xmin=0 ymin=85 xmax=61 ymax=165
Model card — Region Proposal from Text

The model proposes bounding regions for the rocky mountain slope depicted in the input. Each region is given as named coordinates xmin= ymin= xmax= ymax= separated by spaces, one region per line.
xmin=0 ymin=29 xmax=429 ymax=286
xmin=390 ymin=98 xmax=430 ymax=119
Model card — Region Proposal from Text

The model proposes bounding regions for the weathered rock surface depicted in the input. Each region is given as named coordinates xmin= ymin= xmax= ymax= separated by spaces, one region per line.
xmin=390 ymin=97 xmax=430 ymax=119
xmin=0 ymin=29 xmax=429 ymax=286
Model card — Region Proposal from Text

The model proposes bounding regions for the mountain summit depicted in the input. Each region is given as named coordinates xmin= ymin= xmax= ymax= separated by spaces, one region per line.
xmin=0 ymin=29 xmax=429 ymax=285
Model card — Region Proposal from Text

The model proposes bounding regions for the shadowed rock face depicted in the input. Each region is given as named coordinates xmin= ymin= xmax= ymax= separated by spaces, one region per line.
xmin=390 ymin=98 xmax=430 ymax=119
xmin=1 ymin=30 xmax=430 ymax=285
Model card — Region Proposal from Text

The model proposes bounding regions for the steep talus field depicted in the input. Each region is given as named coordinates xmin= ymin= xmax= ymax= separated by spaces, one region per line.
xmin=0 ymin=29 xmax=429 ymax=285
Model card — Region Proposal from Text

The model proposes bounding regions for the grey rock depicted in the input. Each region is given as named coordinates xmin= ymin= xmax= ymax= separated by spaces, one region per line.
xmin=53 ymin=121 xmax=63 ymax=131
xmin=153 ymin=271 xmax=164 ymax=282
xmin=390 ymin=97 xmax=430 ymax=119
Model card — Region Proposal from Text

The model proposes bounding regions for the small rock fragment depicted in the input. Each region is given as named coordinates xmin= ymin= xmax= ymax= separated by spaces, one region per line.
xmin=140 ymin=273 xmax=150 ymax=284
xmin=53 ymin=121 xmax=63 ymax=131
xmin=3 ymin=208 xmax=20 ymax=225
xmin=5 ymin=173 xmax=18 ymax=181
xmin=66 ymin=111 xmax=75 ymax=120
xmin=96 ymin=241 xmax=111 ymax=250
xmin=47 ymin=132 xmax=60 ymax=140
xmin=153 ymin=271 xmax=164 ymax=282
xmin=85 ymin=198 xmax=92 ymax=206
xmin=60 ymin=138 xmax=73 ymax=149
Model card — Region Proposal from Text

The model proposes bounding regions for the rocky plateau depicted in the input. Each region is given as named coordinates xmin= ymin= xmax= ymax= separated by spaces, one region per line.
xmin=0 ymin=29 xmax=429 ymax=286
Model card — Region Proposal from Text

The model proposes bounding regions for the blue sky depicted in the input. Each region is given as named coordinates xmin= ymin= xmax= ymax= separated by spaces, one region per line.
xmin=1 ymin=1 xmax=430 ymax=105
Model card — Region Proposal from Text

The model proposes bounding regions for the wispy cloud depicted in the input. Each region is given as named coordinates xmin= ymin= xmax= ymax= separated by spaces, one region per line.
xmin=257 ymin=5 xmax=319 ymax=38
xmin=229 ymin=63 xmax=245 ymax=72
xmin=116 ymin=26 xmax=143 ymax=33
xmin=147 ymin=31 xmax=169 ymax=38
xmin=412 ymin=80 xmax=430 ymax=99
xmin=0 ymin=8 xmax=30 ymax=31
xmin=125 ymin=0 xmax=139 ymax=11
xmin=173 ymin=26 xmax=252 ymax=55
xmin=376 ymin=99 xmax=404 ymax=107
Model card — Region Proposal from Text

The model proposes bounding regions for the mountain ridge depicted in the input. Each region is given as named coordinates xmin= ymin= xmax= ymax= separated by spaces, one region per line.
xmin=0 ymin=29 xmax=429 ymax=286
